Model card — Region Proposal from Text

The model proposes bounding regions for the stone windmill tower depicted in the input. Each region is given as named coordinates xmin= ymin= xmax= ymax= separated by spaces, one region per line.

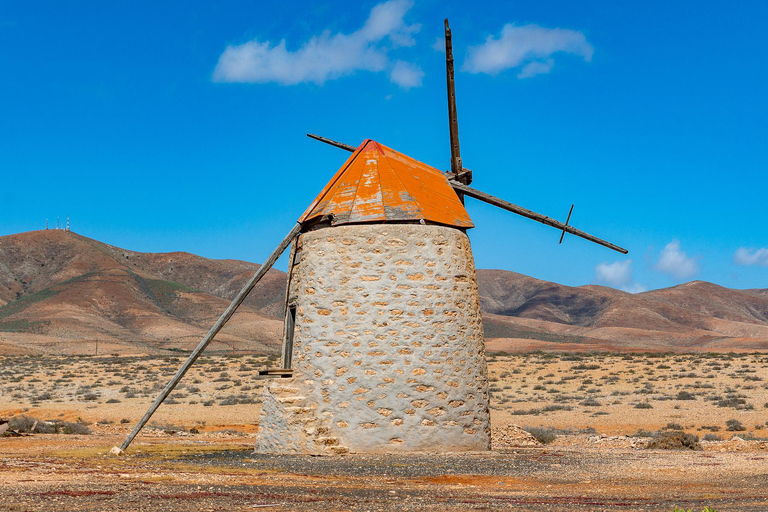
xmin=116 ymin=20 xmax=626 ymax=457
xmin=256 ymin=140 xmax=489 ymax=454
xmin=254 ymin=21 xmax=625 ymax=455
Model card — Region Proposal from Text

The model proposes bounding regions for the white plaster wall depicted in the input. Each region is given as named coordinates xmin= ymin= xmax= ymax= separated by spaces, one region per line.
xmin=257 ymin=223 xmax=490 ymax=454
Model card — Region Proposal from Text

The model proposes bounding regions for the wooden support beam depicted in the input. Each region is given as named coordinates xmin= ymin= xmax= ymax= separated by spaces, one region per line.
xmin=307 ymin=133 xmax=356 ymax=152
xmin=444 ymin=19 xmax=464 ymax=182
xmin=449 ymin=181 xmax=628 ymax=254
xmin=116 ymin=222 xmax=303 ymax=453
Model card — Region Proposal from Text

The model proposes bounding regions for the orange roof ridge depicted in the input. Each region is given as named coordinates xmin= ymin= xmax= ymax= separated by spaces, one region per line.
xmin=300 ymin=140 xmax=473 ymax=229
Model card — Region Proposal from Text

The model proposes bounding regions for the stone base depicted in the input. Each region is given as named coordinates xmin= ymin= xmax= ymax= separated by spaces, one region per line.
xmin=255 ymin=224 xmax=491 ymax=455
xmin=255 ymin=378 xmax=349 ymax=455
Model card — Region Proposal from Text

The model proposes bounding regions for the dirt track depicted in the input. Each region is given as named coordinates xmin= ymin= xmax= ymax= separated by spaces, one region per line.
xmin=2 ymin=433 xmax=768 ymax=511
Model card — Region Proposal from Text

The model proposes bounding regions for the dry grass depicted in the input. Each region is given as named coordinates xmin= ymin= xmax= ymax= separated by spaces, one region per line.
xmin=1 ymin=352 xmax=767 ymax=437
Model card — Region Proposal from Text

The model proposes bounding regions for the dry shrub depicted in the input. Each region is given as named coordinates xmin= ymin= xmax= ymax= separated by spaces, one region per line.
xmin=647 ymin=431 xmax=701 ymax=450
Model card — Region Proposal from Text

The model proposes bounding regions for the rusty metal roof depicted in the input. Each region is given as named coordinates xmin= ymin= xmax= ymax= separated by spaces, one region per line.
xmin=300 ymin=139 xmax=474 ymax=229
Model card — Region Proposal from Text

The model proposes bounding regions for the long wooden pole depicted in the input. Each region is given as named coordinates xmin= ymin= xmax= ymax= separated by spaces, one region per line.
xmin=449 ymin=181 xmax=628 ymax=254
xmin=302 ymin=133 xmax=628 ymax=254
xmin=117 ymin=222 xmax=303 ymax=453
xmin=307 ymin=133 xmax=356 ymax=152
xmin=444 ymin=19 xmax=463 ymax=180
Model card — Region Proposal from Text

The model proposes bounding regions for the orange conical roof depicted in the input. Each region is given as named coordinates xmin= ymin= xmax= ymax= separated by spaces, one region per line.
xmin=300 ymin=140 xmax=473 ymax=229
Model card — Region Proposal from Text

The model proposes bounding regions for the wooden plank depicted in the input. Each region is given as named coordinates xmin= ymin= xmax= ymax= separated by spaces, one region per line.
xmin=444 ymin=19 xmax=464 ymax=181
xmin=307 ymin=133 xmax=356 ymax=152
xmin=450 ymin=181 xmax=628 ymax=254
xmin=117 ymin=222 xmax=303 ymax=453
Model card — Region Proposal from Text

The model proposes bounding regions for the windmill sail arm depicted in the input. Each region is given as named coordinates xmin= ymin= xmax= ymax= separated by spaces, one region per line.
xmin=449 ymin=181 xmax=628 ymax=254
xmin=307 ymin=133 xmax=356 ymax=152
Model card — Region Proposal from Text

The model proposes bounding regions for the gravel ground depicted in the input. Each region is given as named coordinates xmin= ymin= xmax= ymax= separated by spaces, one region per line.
xmin=2 ymin=434 xmax=768 ymax=511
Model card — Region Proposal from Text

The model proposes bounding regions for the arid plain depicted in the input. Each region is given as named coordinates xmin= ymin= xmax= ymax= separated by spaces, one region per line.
xmin=2 ymin=352 xmax=767 ymax=511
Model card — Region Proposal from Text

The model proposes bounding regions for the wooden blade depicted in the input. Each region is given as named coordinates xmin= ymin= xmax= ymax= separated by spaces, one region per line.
xmin=450 ymin=181 xmax=628 ymax=254
xmin=444 ymin=19 xmax=464 ymax=182
xmin=307 ymin=133 xmax=356 ymax=152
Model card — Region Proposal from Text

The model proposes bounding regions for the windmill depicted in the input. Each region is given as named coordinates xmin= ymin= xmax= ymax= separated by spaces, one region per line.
xmin=115 ymin=20 xmax=626 ymax=455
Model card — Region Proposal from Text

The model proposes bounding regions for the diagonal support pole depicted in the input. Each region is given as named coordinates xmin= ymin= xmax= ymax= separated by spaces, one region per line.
xmin=116 ymin=222 xmax=303 ymax=453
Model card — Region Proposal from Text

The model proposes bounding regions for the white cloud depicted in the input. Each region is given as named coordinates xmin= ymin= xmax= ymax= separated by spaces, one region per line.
xmin=594 ymin=259 xmax=646 ymax=293
xmin=595 ymin=260 xmax=632 ymax=288
xmin=734 ymin=247 xmax=768 ymax=266
xmin=655 ymin=240 xmax=700 ymax=280
xmin=390 ymin=60 xmax=424 ymax=89
xmin=622 ymin=282 xmax=648 ymax=294
xmin=431 ymin=36 xmax=444 ymax=53
xmin=517 ymin=58 xmax=554 ymax=79
xmin=462 ymin=23 xmax=593 ymax=77
xmin=212 ymin=0 xmax=422 ymax=88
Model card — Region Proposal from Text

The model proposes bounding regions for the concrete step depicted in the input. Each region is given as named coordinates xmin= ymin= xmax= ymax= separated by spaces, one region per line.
xmin=288 ymin=416 xmax=319 ymax=426
xmin=284 ymin=406 xmax=314 ymax=416
xmin=267 ymin=385 xmax=301 ymax=395
xmin=325 ymin=445 xmax=350 ymax=455
xmin=276 ymin=396 xmax=307 ymax=405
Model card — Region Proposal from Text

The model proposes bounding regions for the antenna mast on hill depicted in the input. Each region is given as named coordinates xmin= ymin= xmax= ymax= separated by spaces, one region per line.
xmin=66 ymin=216 xmax=70 ymax=232
xmin=45 ymin=219 xmax=48 ymax=230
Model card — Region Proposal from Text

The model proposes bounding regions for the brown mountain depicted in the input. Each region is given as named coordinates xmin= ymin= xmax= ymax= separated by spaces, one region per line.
xmin=478 ymin=270 xmax=768 ymax=352
xmin=0 ymin=230 xmax=285 ymax=355
xmin=1 ymin=230 xmax=766 ymax=355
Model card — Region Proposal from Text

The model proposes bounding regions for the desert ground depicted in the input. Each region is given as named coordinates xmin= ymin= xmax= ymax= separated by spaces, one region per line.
xmin=2 ymin=352 xmax=768 ymax=511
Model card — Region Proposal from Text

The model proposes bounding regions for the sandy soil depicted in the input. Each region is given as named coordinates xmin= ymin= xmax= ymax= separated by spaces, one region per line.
xmin=1 ymin=430 xmax=767 ymax=511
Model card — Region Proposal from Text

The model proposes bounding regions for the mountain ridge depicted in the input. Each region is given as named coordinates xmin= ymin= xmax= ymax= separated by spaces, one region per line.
xmin=1 ymin=230 xmax=766 ymax=354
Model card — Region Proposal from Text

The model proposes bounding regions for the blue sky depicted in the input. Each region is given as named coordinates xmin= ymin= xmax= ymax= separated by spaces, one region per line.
xmin=1 ymin=1 xmax=766 ymax=291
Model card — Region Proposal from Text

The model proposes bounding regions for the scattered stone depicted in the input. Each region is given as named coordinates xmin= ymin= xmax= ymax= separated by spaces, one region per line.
xmin=108 ymin=446 xmax=124 ymax=456
xmin=491 ymin=424 xmax=542 ymax=449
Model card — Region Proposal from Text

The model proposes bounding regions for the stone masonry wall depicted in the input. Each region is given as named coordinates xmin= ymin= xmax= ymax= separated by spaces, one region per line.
xmin=255 ymin=223 xmax=490 ymax=454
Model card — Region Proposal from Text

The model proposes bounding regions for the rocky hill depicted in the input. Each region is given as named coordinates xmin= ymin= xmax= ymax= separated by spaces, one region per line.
xmin=0 ymin=230 xmax=285 ymax=355
xmin=477 ymin=270 xmax=768 ymax=352
xmin=1 ymin=230 xmax=766 ymax=354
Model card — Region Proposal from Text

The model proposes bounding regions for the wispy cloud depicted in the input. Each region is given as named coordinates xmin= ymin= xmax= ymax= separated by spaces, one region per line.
xmin=212 ymin=0 xmax=422 ymax=88
xmin=622 ymin=282 xmax=648 ymax=294
xmin=431 ymin=36 xmax=444 ymax=53
xmin=734 ymin=247 xmax=768 ymax=266
xmin=594 ymin=259 xmax=646 ymax=293
xmin=389 ymin=60 xmax=424 ymax=89
xmin=655 ymin=240 xmax=700 ymax=280
xmin=462 ymin=23 xmax=593 ymax=78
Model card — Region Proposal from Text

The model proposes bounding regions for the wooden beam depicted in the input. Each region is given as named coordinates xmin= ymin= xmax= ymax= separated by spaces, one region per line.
xmin=449 ymin=181 xmax=628 ymax=254
xmin=307 ymin=133 xmax=356 ymax=152
xmin=116 ymin=222 xmax=303 ymax=453
xmin=444 ymin=19 xmax=464 ymax=182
